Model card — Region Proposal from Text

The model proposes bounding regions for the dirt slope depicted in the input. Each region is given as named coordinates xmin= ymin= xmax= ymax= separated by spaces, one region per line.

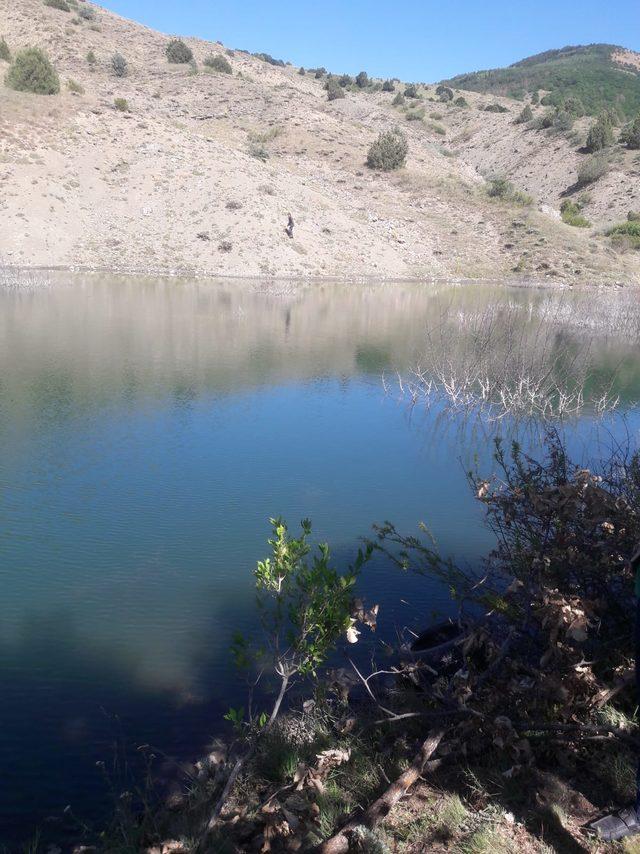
xmin=0 ymin=0 xmax=639 ymax=283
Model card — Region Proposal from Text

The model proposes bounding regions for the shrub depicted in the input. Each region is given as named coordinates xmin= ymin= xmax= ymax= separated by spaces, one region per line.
xmin=530 ymin=91 xmax=539 ymax=105
xmin=44 ymin=0 xmax=70 ymax=11
xmin=487 ymin=176 xmax=532 ymax=205
xmin=203 ymin=54 xmax=232 ymax=74
xmin=560 ymin=199 xmax=591 ymax=228
xmin=66 ymin=77 xmax=84 ymax=94
xmin=165 ymin=39 xmax=193 ymax=64
xmin=628 ymin=211 xmax=640 ymax=222
xmin=111 ymin=52 xmax=127 ymax=77
xmin=355 ymin=70 xmax=368 ymax=88
xmin=86 ymin=49 xmax=96 ymax=67
xmin=553 ymin=109 xmax=574 ymax=133
xmin=619 ymin=115 xmax=640 ymax=150
xmin=326 ymin=78 xmax=345 ymax=101
xmin=454 ymin=96 xmax=468 ymax=107
xmin=338 ymin=74 xmax=352 ymax=87
xmin=515 ymin=105 xmax=533 ymax=124
xmin=563 ymin=96 xmax=585 ymax=116
xmin=484 ymin=102 xmax=508 ymax=113
xmin=113 ymin=97 xmax=128 ymax=111
xmin=392 ymin=92 xmax=405 ymax=107
xmin=606 ymin=221 xmax=640 ymax=250
xmin=585 ymin=113 xmax=614 ymax=152
xmin=314 ymin=67 xmax=326 ymax=79
xmin=298 ymin=67 xmax=305 ymax=75
xmin=0 ymin=37 xmax=10 ymax=63
xmin=404 ymin=83 xmax=418 ymax=98
xmin=249 ymin=142 xmax=269 ymax=161
xmin=382 ymin=79 xmax=395 ymax=92
xmin=254 ymin=52 xmax=285 ymax=67
xmin=366 ymin=127 xmax=408 ymax=171
xmin=435 ymin=84 xmax=453 ymax=102
xmin=78 ymin=5 xmax=95 ymax=20
xmin=5 ymin=47 xmax=60 ymax=94
xmin=576 ymin=153 xmax=609 ymax=186
xmin=218 ymin=240 xmax=233 ymax=252
xmin=405 ymin=107 xmax=424 ymax=121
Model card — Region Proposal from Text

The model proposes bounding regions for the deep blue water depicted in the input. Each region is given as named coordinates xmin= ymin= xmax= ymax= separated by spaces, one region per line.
xmin=1 ymin=275 xmax=638 ymax=847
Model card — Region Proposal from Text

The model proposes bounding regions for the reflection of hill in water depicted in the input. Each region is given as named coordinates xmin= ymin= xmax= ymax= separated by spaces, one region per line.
xmin=1 ymin=275 xmax=639 ymax=425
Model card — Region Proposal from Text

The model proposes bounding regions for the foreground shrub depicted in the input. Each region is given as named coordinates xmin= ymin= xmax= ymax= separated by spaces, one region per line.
xmin=204 ymin=54 xmax=232 ymax=74
xmin=5 ymin=47 xmax=60 ymax=94
xmin=113 ymin=97 xmax=129 ymax=112
xmin=560 ymin=199 xmax=591 ymax=228
xmin=435 ymin=84 xmax=453 ymax=102
xmin=606 ymin=220 xmax=640 ymax=249
xmin=111 ymin=52 xmax=127 ymax=77
xmin=355 ymin=70 xmax=369 ymax=89
xmin=366 ymin=128 xmax=408 ymax=171
xmin=576 ymin=153 xmax=609 ymax=186
xmin=620 ymin=115 xmax=640 ymax=150
xmin=404 ymin=83 xmax=418 ymax=98
xmin=382 ymin=79 xmax=395 ymax=92
xmin=553 ymin=108 xmax=574 ymax=133
xmin=515 ymin=105 xmax=533 ymax=124
xmin=392 ymin=92 xmax=405 ymax=107
xmin=44 ymin=0 xmax=70 ymax=10
xmin=165 ymin=38 xmax=193 ymax=64
xmin=326 ymin=78 xmax=345 ymax=101
xmin=0 ymin=37 xmax=10 ymax=63
xmin=585 ymin=113 xmax=614 ymax=152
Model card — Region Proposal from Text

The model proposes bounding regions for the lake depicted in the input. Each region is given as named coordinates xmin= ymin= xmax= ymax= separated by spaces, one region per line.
xmin=1 ymin=274 xmax=639 ymax=847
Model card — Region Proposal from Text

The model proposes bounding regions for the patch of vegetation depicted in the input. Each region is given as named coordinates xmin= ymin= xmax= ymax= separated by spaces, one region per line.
xmin=253 ymin=52 xmax=285 ymax=67
xmin=166 ymin=39 xmax=193 ymax=64
xmin=366 ymin=128 xmax=408 ymax=171
xmin=111 ymin=52 xmax=127 ymax=78
xmin=248 ymin=142 xmax=269 ymax=161
xmin=487 ymin=176 xmax=532 ymax=205
xmin=484 ymin=102 xmax=508 ymax=113
xmin=392 ymin=92 xmax=405 ymax=107
xmin=298 ymin=66 xmax=305 ymax=75
xmin=86 ymin=49 xmax=96 ymax=67
xmin=382 ymin=79 xmax=395 ymax=92
xmin=326 ymin=77 xmax=345 ymax=101
xmin=443 ymin=44 xmax=640 ymax=118
xmin=405 ymin=107 xmax=425 ymax=121
xmin=552 ymin=108 xmax=574 ymax=132
xmin=113 ymin=97 xmax=129 ymax=112
xmin=560 ymin=199 xmax=591 ymax=227
xmin=436 ymin=84 xmax=454 ymax=102
xmin=576 ymin=152 xmax=610 ymax=186
xmin=0 ymin=37 xmax=10 ymax=63
xmin=586 ymin=112 xmax=615 ymax=151
xmin=66 ymin=77 xmax=84 ymax=94
xmin=78 ymin=5 xmax=95 ymax=20
xmin=404 ymin=83 xmax=418 ymax=98
xmin=5 ymin=47 xmax=60 ymax=95
xmin=44 ymin=0 xmax=70 ymax=11
xmin=356 ymin=70 xmax=369 ymax=88
xmin=203 ymin=54 xmax=232 ymax=74
xmin=454 ymin=95 xmax=468 ymax=107
xmin=218 ymin=240 xmax=233 ymax=252
xmin=515 ymin=104 xmax=533 ymax=124
xmin=606 ymin=220 xmax=640 ymax=249
xmin=338 ymin=74 xmax=352 ymax=87
xmin=620 ymin=114 xmax=640 ymax=150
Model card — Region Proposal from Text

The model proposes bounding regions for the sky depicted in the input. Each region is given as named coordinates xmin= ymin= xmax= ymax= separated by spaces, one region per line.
xmin=99 ymin=0 xmax=640 ymax=82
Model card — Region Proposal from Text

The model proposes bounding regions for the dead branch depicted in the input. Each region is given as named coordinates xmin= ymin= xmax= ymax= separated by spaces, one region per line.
xmin=316 ymin=729 xmax=444 ymax=854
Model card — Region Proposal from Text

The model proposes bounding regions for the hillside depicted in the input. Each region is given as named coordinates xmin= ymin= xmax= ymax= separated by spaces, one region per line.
xmin=444 ymin=43 xmax=640 ymax=118
xmin=0 ymin=1 xmax=639 ymax=282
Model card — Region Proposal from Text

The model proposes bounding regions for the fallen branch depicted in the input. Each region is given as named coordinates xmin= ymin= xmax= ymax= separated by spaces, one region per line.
xmin=316 ymin=729 xmax=444 ymax=854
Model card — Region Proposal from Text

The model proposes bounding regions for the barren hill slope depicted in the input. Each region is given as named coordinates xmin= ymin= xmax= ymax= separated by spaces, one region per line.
xmin=0 ymin=0 xmax=639 ymax=282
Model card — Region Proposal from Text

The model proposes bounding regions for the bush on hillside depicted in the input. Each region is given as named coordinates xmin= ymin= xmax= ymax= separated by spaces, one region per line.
xmin=606 ymin=220 xmax=640 ymax=250
xmin=111 ymin=52 xmax=127 ymax=77
xmin=43 ymin=0 xmax=70 ymax=11
xmin=78 ymin=5 xmax=95 ymax=20
xmin=86 ymin=49 xmax=96 ymax=67
xmin=576 ymin=153 xmax=610 ymax=186
xmin=553 ymin=109 xmax=574 ymax=132
xmin=254 ymin=53 xmax=286 ymax=67
xmin=0 ymin=37 xmax=10 ymax=62
xmin=563 ymin=96 xmax=585 ymax=116
xmin=355 ymin=71 xmax=369 ymax=88
xmin=436 ymin=84 xmax=453 ymax=102
xmin=204 ymin=54 xmax=232 ymax=73
xmin=338 ymin=74 xmax=352 ymax=87
xmin=484 ymin=102 xmax=508 ymax=113
xmin=585 ymin=113 xmax=614 ymax=152
xmin=326 ymin=77 xmax=345 ymax=101
xmin=382 ymin=79 xmax=395 ymax=92
xmin=392 ymin=92 xmax=405 ymax=107
xmin=531 ymin=91 xmax=539 ymax=104
xmin=619 ymin=115 xmax=640 ymax=150
xmin=404 ymin=83 xmax=418 ymax=98
xmin=5 ymin=47 xmax=60 ymax=94
xmin=515 ymin=105 xmax=533 ymax=124
xmin=113 ymin=97 xmax=129 ymax=111
xmin=454 ymin=95 xmax=468 ymax=107
xmin=560 ymin=199 xmax=591 ymax=228
xmin=298 ymin=67 xmax=305 ymax=75
xmin=487 ymin=176 xmax=532 ymax=205
xmin=314 ymin=67 xmax=326 ymax=79
xmin=166 ymin=39 xmax=193 ymax=64
xmin=66 ymin=77 xmax=84 ymax=94
xmin=366 ymin=127 xmax=408 ymax=171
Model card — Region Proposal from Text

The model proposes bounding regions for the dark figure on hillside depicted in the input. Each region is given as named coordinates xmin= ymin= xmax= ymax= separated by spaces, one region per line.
xmin=284 ymin=213 xmax=294 ymax=239
xmin=591 ymin=543 xmax=640 ymax=841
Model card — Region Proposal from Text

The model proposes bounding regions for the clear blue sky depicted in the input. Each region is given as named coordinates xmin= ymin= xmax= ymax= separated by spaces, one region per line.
xmin=99 ymin=0 xmax=640 ymax=82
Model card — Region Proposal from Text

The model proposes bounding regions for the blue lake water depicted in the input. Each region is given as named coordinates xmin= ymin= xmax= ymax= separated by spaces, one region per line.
xmin=1 ymin=275 xmax=639 ymax=846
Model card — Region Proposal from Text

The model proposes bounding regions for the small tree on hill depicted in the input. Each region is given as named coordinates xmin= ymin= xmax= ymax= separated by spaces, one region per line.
xmin=585 ymin=113 xmax=614 ymax=152
xmin=382 ymin=79 xmax=395 ymax=92
xmin=111 ymin=52 xmax=128 ymax=78
xmin=355 ymin=70 xmax=369 ymax=88
xmin=404 ymin=83 xmax=418 ymax=98
xmin=515 ymin=105 xmax=533 ymax=124
xmin=367 ymin=127 xmax=408 ymax=171
xmin=5 ymin=47 xmax=59 ymax=94
xmin=0 ymin=37 xmax=10 ymax=63
xmin=436 ymin=84 xmax=453 ymax=102
xmin=326 ymin=77 xmax=345 ymax=101
xmin=165 ymin=38 xmax=193 ymax=64
xmin=620 ymin=115 xmax=640 ymax=150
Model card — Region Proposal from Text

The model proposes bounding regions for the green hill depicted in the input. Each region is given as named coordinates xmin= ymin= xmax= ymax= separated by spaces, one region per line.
xmin=443 ymin=44 xmax=640 ymax=117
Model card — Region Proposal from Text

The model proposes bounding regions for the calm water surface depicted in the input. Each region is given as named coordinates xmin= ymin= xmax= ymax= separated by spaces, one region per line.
xmin=1 ymin=275 xmax=639 ymax=845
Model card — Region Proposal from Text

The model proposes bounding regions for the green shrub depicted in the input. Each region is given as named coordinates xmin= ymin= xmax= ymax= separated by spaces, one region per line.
xmin=113 ymin=97 xmax=128 ymax=111
xmin=436 ymin=84 xmax=453 ymax=102
xmin=66 ymin=77 xmax=84 ymax=94
xmin=298 ymin=66 xmax=305 ymax=75
xmin=576 ymin=153 xmax=609 ymax=186
xmin=404 ymin=83 xmax=418 ymax=98
xmin=0 ymin=37 xmax=10 ymax=63
xmin=314 ymin=67 xmax=326 ymax=79
xmin=382 ymin=79 xmax=395 ymax=92
xmin=405 ymin=107 xmax=424 ymax=121
xmin=515 ymin=105 xmax=533 ymax=124
xmin=111 ymin=52 xmax=127 ymax=77
xmin=392 ymin=92 xmax=405 ymax=107
xmin=553 ymin=109 xmax=574 ymax=132
xmin=454 ymin=96 xmax=468 ymax=107
xmin=44 ymin=0 xmax=70 ymax=11
xmin=326 ymin=78 xmax=345 ymax=101
xmin=86 ymin=50 xmax=96 ymax=66
xmin=355 ymin=70 xmax=369 ymax=88
xmin=249 ymin=142 xmax=269 ymax=161
xmin=560 ymin=199 xmax=591 ymax=227
xmin=628 ymin=211 xmax=640 ymax=222
xmin=585 ymin=113 xmax=614 ymax=151
xmin=203 ymin=54 xmax=232 ymax=74
xmin=5 ymin=47 xmax=60 ymax=94
xmin=254 ymin=52 xmax=285 ymax=67
xmin=165 ymin=39 xmax=193 ymax=64
xmin=487 ymin=177 xmax=532 ymax=205
xmin=366 ymin=127 xmax=408 ymax=171
xmin=563 ymin=96 xmax=585 ymax=116
xmin=484 ymin=102 xmax=508 ymax=113
xmin=78 ymin=5 xmax=95 ymax=19
xmin=531 ymin=91 xmax=540 ymax=105
xmin=606 ymin=221 xmax=640 ymax=249
xmin=338 ymin=74 xmax=352 ymax=87
xmin=620 ymin=115 xmax=640 ymax=150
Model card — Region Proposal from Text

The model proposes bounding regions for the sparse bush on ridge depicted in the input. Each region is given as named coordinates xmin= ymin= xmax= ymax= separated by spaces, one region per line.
xmin=355 ymin=70 xmax=369 ymax=88
xmin=576 ymin=152 xmax=610 ymax=186
xmin=515 ymin=105 xmax=533 ymax=124
xmin=366 ymin=127 xmax=408 ymax=171
xmin=585 ymin=112 xmax=614 ymax=152
xmin=338 ymin=74 xmax=352 ymax=87
xmin=392 ymin=92 xmax=405 ymax=107
xmin=86 ymin=50 xmax=96 ymax=66
xmin=436 ymin=84 xmax=453 ymax=102
xmin=326 ymin=77 xmax=345 ymax=101
xmin=113 ymin=97 xmax=129 ymax=111
xmin=620 ymin=114 xmax=640 ymax=150
xmin=111 ymin=52 xmax=127 ymax=78
xmin=382 ymin=79 xmax=395 ymax=92
xmin=44 ymin=0 xmax=70 ymax=11
xmin=484 ymin=102 xmax=508 ymax=113
xmin=5 ymin=47 xmax=60 ymax=95
xmin=253 ymin=52 xmax=286 ymax=67
xmin=204 ymin=54 xmax=232 ymax=73
xmin=78 ymin=5 xmax=95 ymax=20
xmin=166 ymin=39 xmax=193 ymax=64
xmin=298 ymin=66 xmax=305 ymax=75
xmin=454 ymin=95 xmax=468 ymax=107
xmin=404 ymin=83 xmax=418 ymax=98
